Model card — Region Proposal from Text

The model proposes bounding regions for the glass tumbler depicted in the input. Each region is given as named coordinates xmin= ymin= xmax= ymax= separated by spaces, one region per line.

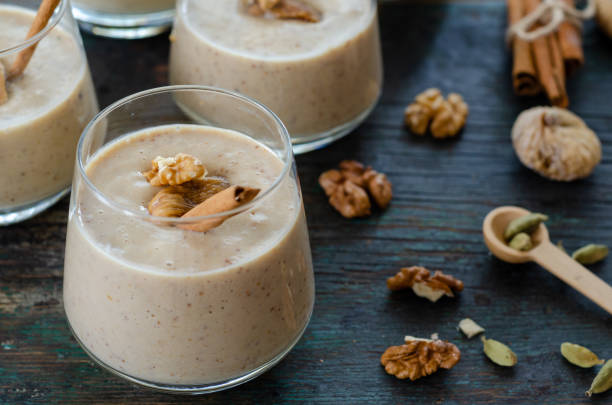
xmin=63 ymin=86 xmax=315 ymax=393
xmin=0 ymin=0 xmax=99 ymax=225
xmin=72 ymin=0 xmax=175 ymax=39
xmin=169 ymin=0 xmax=383 ymax=154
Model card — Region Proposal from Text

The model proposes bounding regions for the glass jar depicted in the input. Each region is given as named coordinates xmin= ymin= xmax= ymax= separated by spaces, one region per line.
xmin=72 ymin=0 xmax=175 ymax=39
xmin=63 ymin=86 xmax=315 ymax=393
xmin=0 ymin=0 xmax=99 ymax=225
xmin=169 ymin=0 xmax=383 ymax=154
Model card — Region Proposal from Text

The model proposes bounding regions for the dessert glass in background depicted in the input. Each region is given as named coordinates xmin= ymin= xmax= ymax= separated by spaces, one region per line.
xmin=0 ymin=0 xmax=98 ymax=225
xmin=63 ymin=86 xmax=315 ymax=393
xmin=169 ymin=0 xmax=383 ymax=154
xmin=72 ymin=0 xmax=175 ymax=38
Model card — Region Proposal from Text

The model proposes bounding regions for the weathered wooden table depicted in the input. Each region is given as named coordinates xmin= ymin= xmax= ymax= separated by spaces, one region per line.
xmin=2 ymin=1 xmax=612 ymax=403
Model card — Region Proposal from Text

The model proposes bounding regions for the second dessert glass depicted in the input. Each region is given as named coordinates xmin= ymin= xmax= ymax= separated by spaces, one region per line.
xmin=63 ymin=86 xmax=315 ymax=394
xmin=72 ymin=0 xmax=175 ymax=38
xmin=169 ymin=0 xmax=383 ymax=154
xmin=0 ymin=0 xmax=98 ymax=225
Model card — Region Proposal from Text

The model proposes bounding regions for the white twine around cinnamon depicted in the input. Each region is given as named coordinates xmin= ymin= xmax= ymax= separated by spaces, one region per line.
xmin=506 ymin=0 xmax=596 ymax=44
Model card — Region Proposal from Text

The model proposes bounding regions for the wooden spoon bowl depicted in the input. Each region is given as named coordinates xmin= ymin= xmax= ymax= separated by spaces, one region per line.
xmin=483 ymin=206 xmax=612 ymax=315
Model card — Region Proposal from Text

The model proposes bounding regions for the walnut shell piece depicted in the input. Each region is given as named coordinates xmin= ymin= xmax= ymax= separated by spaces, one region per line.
xmin=143 ymin=153 xmax=207 ymax=186
xmin=511 ymin=107 xmax=601 ymax=181
xmin=381 ymin=337 xmax=461 ymax=381
xmin=387 ymin=266 xmax=464 ymax=302
xmin=148 ymin=177 xmax=230 ymax=217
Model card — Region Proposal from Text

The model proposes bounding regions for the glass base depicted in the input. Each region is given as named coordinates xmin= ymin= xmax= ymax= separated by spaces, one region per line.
xmin=68 ymin=316 xmax=311 ymax=394
xmin=176 ymin=92 xmax=381 ymax=155
xmin=0 ymin=188 xmax=69 ymax=226
xmin=72 ymin=6 xmax=174 ymax=39
xmin=291 ymin=99 xmax=379 ymax=154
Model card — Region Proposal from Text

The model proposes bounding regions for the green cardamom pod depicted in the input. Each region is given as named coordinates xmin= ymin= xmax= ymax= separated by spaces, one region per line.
xmin=503 ymin=213 xmax=548 ymax=241
xmin=481 ymin=336 xmax=517 ymax=367
xmin=560 ymin=342 xmax=604 ymax=368
xmin=586 ymin=359 xmax=612 ymax=397
xmin=572 ymin=244 xmax=609 ymax=265
xmin=509 ymin=232 xmax=533 ymax=251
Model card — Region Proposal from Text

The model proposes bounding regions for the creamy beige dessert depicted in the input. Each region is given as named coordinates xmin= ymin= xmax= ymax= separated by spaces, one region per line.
xmin=169 ymin=0 xmax=382 ymax=140
xmin=63 ymin=124 xmax=314 ymax=385
xmin=72 ymin=0 xmax=175 ymax=15
xmin=0 ymin=5 xmax=98 ymax=210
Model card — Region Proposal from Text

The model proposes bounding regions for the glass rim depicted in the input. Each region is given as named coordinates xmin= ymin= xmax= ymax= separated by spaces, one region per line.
xmin=76 ymin=85 xmax=294 ymax=225
xmin=0 ymin=0 xmax=68 ymax=57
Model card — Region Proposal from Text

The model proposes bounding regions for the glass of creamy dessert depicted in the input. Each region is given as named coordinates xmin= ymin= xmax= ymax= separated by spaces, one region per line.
xmin=63 ymin=85 xmax=315 ymax=393
xmin=169 ymin=0 xmax=383 ymax=154
xmin=72 ymin=0 xmax=175 ymax=39
xmin=0 ymin=0 xmax=99 ymax=225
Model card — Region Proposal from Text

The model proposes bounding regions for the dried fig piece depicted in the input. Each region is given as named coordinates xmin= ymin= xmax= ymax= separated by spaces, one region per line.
xmin=148 ymin=177 xmax=230 ymax=218
xmin=512 ymin=107 xmax=601 ymax=181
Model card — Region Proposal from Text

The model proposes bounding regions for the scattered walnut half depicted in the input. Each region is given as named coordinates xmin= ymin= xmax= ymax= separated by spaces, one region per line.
xmin=318 ymin=160 xmax=392 ymax=218
xmin=244 ymin=0 xmax=321 ymax=22
xmin=143 ymin=153 xmax=207 ymax=186
xmin=404 ymin=88 xmax=468 ymax=138
xmin=148 ymin=177 xmax=230 ymax=217
xmin=387 ymin=266 xmax=464 ymax=302
xmin=381 ymin=336 xmax=461 ymax=381
xmin=511 ymin=107 xmax=601 ymax=181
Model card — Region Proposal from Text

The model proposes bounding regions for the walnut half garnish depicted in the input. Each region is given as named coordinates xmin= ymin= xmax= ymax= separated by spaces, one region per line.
xmin=0 ymin=63 xmax=7 ymax=105
xmin=245 ymin=0 xmax=321 ymax=23
xmin=148 ymin=178 xmax=230 ymax=218
xmin=387 ymin=266 xmax=464 ymax=303
xmin=143 ymin=153 xmax=207 ymax=186
xmin=318 ymin=160 xmax=392 ymax=218
xmin=381 ymin=336 xmax=461 ymax=381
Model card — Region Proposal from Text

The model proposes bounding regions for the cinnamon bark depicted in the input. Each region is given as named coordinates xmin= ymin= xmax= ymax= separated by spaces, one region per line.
xmin=507 ymin=0 xmax=541 ymax=96
xmin=558 ymin=0 xmax=584 ymax=76
xmin=8 ymin=0 xmax=61 ymax=79
xmin=179 ymin=185 xmax=260 ymax=232
xmin=525 ymin=0 xmax=568 ymax=107
xmin=0 ymin=63 xmax=7 ymax=105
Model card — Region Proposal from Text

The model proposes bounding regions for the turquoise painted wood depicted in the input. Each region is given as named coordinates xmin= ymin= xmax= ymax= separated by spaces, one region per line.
xmin=1 ymin=1 xmax=612 ymax=403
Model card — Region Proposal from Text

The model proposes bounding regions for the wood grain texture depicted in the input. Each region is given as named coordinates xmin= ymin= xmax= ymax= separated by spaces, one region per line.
xmin=1 ymin=1 xmax=612 ymax=404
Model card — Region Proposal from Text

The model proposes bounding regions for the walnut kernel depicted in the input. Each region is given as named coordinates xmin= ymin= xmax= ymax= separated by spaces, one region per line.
xmin=318 ymin=160 xmax=392 ymax=218
xmin=404 ymin=89 xmax=468 ymax=138
xmin=245 ymin=0 xmax=321 ymax=22
xmin=143 ymin=153 xmax=207 ymax=186
xmin=328 ymin=180 xmax=371 ymax=219
xmin=387 ymin=266 xmax=464 ymax=302
xmin=381 ymin=337 xmax=461 ymax=380
xmin=511 ymin=107 xmax=601 ymax=181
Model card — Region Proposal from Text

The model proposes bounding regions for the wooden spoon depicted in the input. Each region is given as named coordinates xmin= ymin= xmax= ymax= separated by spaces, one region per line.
xmin=483 ymin=206 xmax=612 ymax=315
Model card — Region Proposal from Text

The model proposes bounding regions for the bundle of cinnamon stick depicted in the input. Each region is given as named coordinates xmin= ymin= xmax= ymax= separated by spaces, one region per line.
xmin=507 ymin=0 xmax=584 ymax=108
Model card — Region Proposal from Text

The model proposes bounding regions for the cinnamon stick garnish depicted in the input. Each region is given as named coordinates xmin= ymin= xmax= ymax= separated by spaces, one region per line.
xmin=558 ymin=0 xmax=584 ymax=76
xmin=507 ymin=0 xmax=541 ymax=96
xmin=179 ymin=185 xmax=260 ymax=233
xmin=0 ymin=63 xmax=8 ymax=105
xmin=525 ymin=0 xmax=568 ymax=107
xmin=8 ymin=0 xmax=61 ymax=80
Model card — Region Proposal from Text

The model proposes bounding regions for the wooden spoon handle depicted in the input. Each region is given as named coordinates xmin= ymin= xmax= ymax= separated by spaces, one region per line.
xmin=529 ymin=241 xmax=612 ymax=315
